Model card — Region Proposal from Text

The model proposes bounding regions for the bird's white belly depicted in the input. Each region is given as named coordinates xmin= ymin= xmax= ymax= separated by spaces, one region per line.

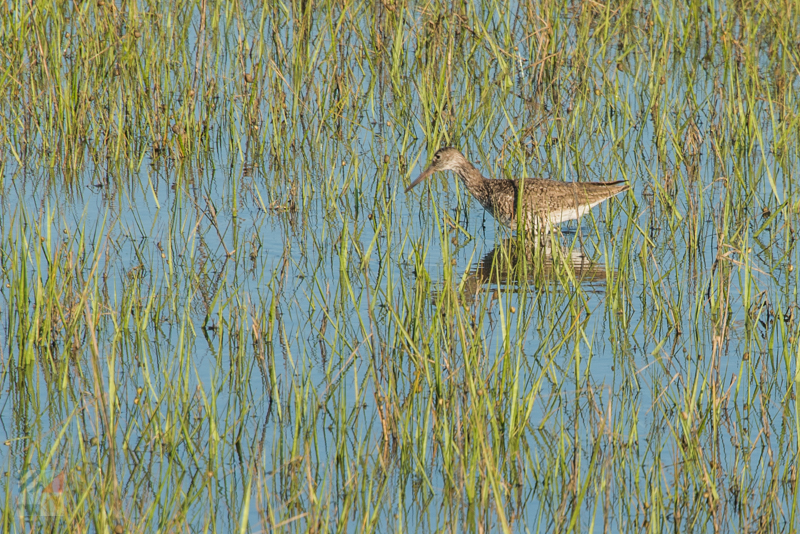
xmin=548 ymin=197 xmax=610 ymax=225
xmin=548 ymin=205 xmax=589 ymax=224
xmin=481 ymin=197 xmax=606 ymax=230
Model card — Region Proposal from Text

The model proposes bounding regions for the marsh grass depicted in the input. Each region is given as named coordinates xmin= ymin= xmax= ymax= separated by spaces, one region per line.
xmin=1 ymin=0 xmax=800 ymax=532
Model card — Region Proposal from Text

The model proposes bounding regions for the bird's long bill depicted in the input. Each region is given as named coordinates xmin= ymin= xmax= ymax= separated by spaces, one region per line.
xmin=405 ymin=166 xmax=435 ymax=192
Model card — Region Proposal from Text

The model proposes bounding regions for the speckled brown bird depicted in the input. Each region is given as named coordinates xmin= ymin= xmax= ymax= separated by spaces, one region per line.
xmin=406 ymin=147 xmax=629 ymax=233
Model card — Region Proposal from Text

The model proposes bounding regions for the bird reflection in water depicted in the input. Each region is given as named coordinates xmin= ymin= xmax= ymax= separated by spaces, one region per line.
xmin=459 ymin=238 xmax=608 ymax=297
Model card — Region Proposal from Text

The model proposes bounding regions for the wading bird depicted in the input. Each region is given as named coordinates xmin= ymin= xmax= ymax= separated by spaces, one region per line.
xmin=406 ymin=147 xmax=629 ymax=233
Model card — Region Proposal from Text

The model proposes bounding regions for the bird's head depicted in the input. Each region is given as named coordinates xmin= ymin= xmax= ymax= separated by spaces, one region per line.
xmin=405 ymin=147 xmax=465 ymax=192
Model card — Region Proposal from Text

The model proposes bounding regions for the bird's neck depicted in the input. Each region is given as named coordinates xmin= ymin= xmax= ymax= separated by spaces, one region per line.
xmin=453 ymin=160 xmax=486 ymax=193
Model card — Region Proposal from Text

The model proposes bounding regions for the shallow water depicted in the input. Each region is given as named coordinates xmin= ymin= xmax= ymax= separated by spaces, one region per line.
xmin=2 ymin=1 xmax=799 ymax=532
